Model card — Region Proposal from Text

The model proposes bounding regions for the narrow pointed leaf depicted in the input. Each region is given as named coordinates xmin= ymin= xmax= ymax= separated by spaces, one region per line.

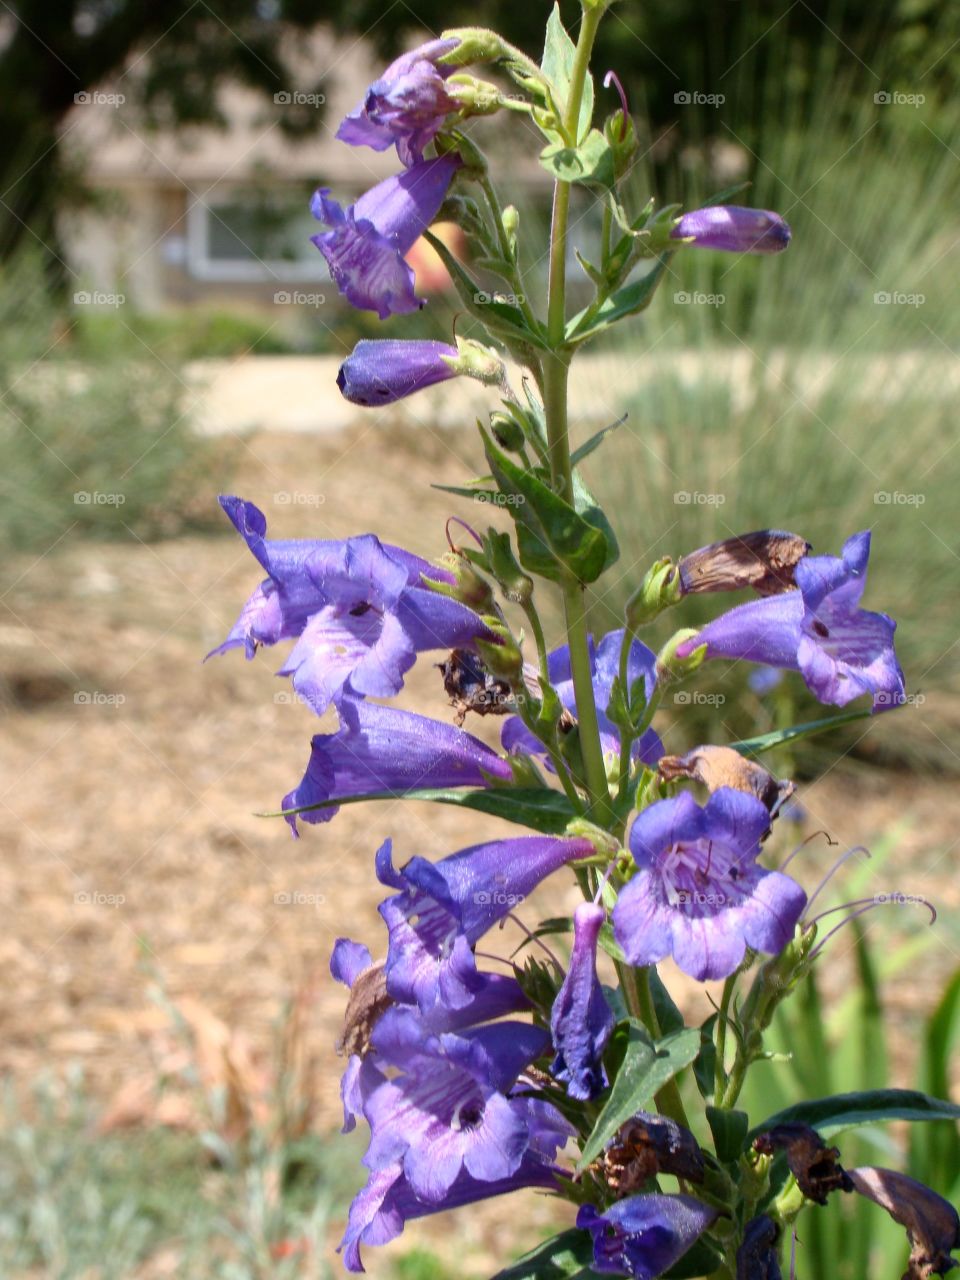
xmin=731 ymin=707 xmax=877 ymax=757
xmin=749 ymin=1089 xmax=960 ymax=1140
xmin=578 ymin=1022 xmax=700 ymax=1169
xmin=491 ymin=1228 xmax=598 ymax=1280
xmin=566 ymin=256 xmax=672 ymax=340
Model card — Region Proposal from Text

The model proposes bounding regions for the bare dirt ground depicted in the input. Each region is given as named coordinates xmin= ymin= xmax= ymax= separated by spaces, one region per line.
xmin=1 ymin=424 xmax=958 ymax=1273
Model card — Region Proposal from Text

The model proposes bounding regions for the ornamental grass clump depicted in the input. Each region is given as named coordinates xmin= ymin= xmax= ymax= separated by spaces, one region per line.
xmin=210 ymin=5 xmax=959 ymax=1275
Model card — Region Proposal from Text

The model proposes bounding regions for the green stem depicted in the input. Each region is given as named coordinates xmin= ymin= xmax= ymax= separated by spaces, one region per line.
xmin=714 ymin=974 xmax=736 ymax=1103
xmin=541 ymin=5 xmax=611 ymax=824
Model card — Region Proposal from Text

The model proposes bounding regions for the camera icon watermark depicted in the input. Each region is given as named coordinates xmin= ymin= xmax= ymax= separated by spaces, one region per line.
xmin=274 ymin=491 xmax=325 ymax=507
xmin=874 ymin=490 xmax=925 ymax=506
xmin=873 ymin=291 xmax=925 ymax=307
xmin=474 ymin=492 xmax=525 ymax=507
xmin=74 ymin=690 xmax=125 ymax=707
xmin=473 ymin=290 xmax=526 ymax=307
xmin=274 ymin=91 xmax=326 ymax=107
xmin=73 ymin=290 xmax=125 ymax=308
xmin=674 ymin=290 xmax=725 ymax=307
xmin=274 ymin=889 xmax=326 ymax=910
xmin=674 ymin=490 xmax=725 ymax=506
xmin=74 ymin=90 xmax=125 ymax=107
xmin=74 ymin=890 xmax=126 ymax=907
xmin=674 ymin=690 xmax=726 ymax=706
xmin=273 ymin=290 xmax=325 ymax=307
xmin=674 ymin=90 xmax=725 ymax=107
xmin=74 ymin=491 xmax=126 ymax=506
xmin=874 ymin=90 xmax=925 ymax=107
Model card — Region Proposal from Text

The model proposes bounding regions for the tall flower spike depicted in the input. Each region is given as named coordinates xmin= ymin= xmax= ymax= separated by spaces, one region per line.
xmin=676 ymin=531 xmax=906 ymax=712
xmin=612 ymin=788 xmax=807 ymax=981
xmin=671 ymin=205 xmax=791 ymax=254
xmin=311 ymin=155 xmax=461 ymax=318
xmin=337 ymin=37 xmax=462 ymax=167
xmin=550 ymin=902 xmax=615 ymax=1101
xmin=577 ymin=1195 xmax=718 ymax=1279
xmin=282 ymin=699 xmax=512 ymax=833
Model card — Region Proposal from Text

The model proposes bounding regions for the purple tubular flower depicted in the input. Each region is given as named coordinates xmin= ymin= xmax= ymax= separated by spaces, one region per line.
xmin=671 ymin=205 xmax=791 ymax=254
xmin=338 ymin=339 xmax=460 ymax=406
xmin=340 ymin=1157 xmax=563 ymax=1272
xmin=550 ymin=903 xmax=615 ymax=1101
xmin=362 ymin=1020 xmax=564 ymax=1202
xmin=577 ymin=1194 xmax=718 ymax=1279
xmin=210 ymin=497 xmax=489 ymax=716
xmin=612 ymin=788 xmax=806 ymax=982
xmin=377 ymin=834 xmax=593 ymax=1012
xmin=337 ymin=38 xmax=461 ymax=167
xmin=281 ymin=699 xmax=511 ymax=834
xmin=311 ymin=155 xmax=461 ymax=318
xmin=502 ymin=629 xmax=663 ymax=765
xmin=676 ymin=531 xmax=905 ymax=713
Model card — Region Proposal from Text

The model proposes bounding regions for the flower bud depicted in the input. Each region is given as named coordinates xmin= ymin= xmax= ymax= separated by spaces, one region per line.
xmin=624 ymin=557 xmax=682 ymax=628
xmin=475 ymin=620 xmax=524 ymax=683
xmin=446 ymin=336 xmax=505 ymax=386
xmin=438 ymin=27 xmax=506 ymax=65
xmin=446 ymin=73 xmax=503 ymax=115
xmin=489 ymin=410 xmax=526 ymax=453
xmin=670 ymin=205 xmax=791 ymax=255
xmin=678 ymin=529 xmax=810 ymax=596
xmin=656 ymin=629 xmax=707 ymax=683
xmin=337 ymin=339 xmax=459 ymax=406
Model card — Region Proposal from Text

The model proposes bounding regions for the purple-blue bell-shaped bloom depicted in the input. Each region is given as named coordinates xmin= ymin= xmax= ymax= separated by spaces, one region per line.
xmin=671 ymin=205 xmax=791 ymax=254
xmin=311 ymin=155 xmax=461 ymax=318
xmin=362 ymin=1019 xmax=563 ymax=1202
xmin=377 ymin=834 xmax=593 ymax=1013
xmin=338 ymin=339 xmax=460 ymax=406
xmin=612 ymin=788 xmax=806 ymax=982
xmin=330 ymin=937 xmax=532 ymax=1136
xmin=577 ymin=1195 xmax=718 ymax=1279
xmin=502 ymin=628 xmax=663 ymax=765
xmin=210 ymin=497 xmax=490 ymax=716
xmin=340 ymin=1156 xmax=564 ymax=1272
xmin=282 ymin=699 xmax=511 ymax=834
xmin=550 ymin=902 xmax=615 ymax=1101
xmin=337 ymin=37 xmax=461 ymax=167
xmin=676 ymin=531 xmax=905 ymax=713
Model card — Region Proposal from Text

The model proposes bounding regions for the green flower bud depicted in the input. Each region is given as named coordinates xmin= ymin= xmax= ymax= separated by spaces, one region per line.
xmin=624 ymin=557 xmax=682 ymax=628
xmin=446 ymin=73 xmax=503 ymax=115
xmin=656 ymin=628 xmax=707 ymax=684
xmin=439 ymin=27 xmax=507 ymax=65
xmin=489 ymin=410 xmax=526 ymax=453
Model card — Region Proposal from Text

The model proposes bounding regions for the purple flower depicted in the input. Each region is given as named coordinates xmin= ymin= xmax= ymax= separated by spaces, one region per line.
xmin=671 ymin=205 xmax=791 ymax=254
xmin=377 ymin=834 xmax=593 ymax=1013
xmin=210 ymin=497 xmax=489 ymax=716
xmin=676 ymin=531 xmax=905 ymax=712
xmin=340 ymin=1157 xmax=563 ymax=1272
xmin=337 ymin=38 xmax=461 ymax=167
xmin=331 ymin=936 xmax=532 ymax=1136
xmin=311 ymin=155 xmax=460 ymax=318
xmin=281 ymin=699 xmax=511 ymax=833
xmin=577 ymin=1194 xmax=718 ymax=1278
xmin=550 ymin=903 xmax=615 ymax=1101
xmin=502 ymin=629 xmax=663 ymax=765
xmin=338 ymin=339 xmax=460 ymax=406
xmin=362 ymin=1019 xmax=561 ymax=1202
xmin=612 ymin=789 xmax=806 ymax=981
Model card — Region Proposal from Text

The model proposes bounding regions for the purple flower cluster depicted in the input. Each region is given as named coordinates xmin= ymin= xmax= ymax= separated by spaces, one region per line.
xmin=330 ymin=829 xmax=595 ymax=1268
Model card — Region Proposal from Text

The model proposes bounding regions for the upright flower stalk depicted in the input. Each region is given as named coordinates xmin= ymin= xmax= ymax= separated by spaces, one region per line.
xmin=209 ymin=6 xmax=955 ymax=1277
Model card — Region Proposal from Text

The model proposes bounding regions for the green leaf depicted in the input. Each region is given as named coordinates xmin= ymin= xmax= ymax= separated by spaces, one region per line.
xmin=481 ymin=428 xmax=610 ymax=583
xmin=578 ymin=1023 xmax=701 ymax=1169
xmin=731 ymin=707 xmax=877 ymax=757
xmin=661 ymin=1237 xmax=725 ymax=1279
xmin=422 ymin=230 xmax=545 ymax=348
xmin=566 ymin=257 xmax=672 ymax=340
xmin=706 ymin=1106 xmax=749 ymax=1163
xmin=271 ymin=785 xmax=578 ymax=834
xmin=492 ymin=1228 xmax=598 ymax=1280
xmin=572 ymin=469 xmax=619 ymax=571
xmin=694 ymin=1014 xmax=718 ymax=1099
xmin=541 ymin=5 xmax=594 ymax=142
xmin=540 ymin=130 xmax=615 ymax=189
xmin=570 ymin=416 xmax=627 ymax=467
xmin=749 ymin=1089 xmax=960 ymax=1140
xmin=431 ymin=480 xmax=498 ymax=503
xmin=648 ymin=968 xmax=685 ymax=1034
